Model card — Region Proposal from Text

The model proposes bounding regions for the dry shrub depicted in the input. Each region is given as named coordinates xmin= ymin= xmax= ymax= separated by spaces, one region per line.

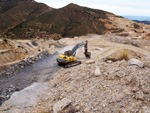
xmin=106 ymin=49 xmax=141 ymax=62
xmin=119 ymin=49 xmax=130 ymax=61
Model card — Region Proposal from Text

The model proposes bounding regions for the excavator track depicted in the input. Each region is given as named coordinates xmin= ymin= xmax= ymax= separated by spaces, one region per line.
xmin=64 ymin=61 xmax=82 ymax=68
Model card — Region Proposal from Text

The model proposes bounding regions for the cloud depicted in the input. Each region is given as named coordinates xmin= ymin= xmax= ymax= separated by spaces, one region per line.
xmin=86 ymin=4 xmax=150 ymax=16
xmin=36 ymin=0 xmax=150 ymax=16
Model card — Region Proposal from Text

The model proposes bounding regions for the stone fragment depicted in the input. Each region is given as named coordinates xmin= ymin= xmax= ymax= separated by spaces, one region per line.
xmin=142 ymin=89 xmax=149 ymax=94
xmin=85 ymin=60 xmax=95 ymax=64
xmin=53 ymin=98 xmax=72 ymax=113
xmin=94 ymin=66 xmax=101 ymax=76
xmin=1 ymin=95 xmax=6 ymax=98
xmin=20 ymin=66 xmax=24 ymax=69
xmin=135 ymin=91 xmax=145 ymax=101
xmin=143 ymin=106 xmax=150 ymax=113
xmin=6 ymin=72 xmax=10 ymax=75
xmin=128 ymin=58 xmax=144 ymax=68
xmin=84 ymin=107 xmax=91 ymax=112
xmin=107 ymin=60 xmax=113 ymax=63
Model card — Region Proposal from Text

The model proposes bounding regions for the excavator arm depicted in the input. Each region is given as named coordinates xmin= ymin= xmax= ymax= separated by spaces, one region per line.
xmin=64 ymin=40 xmax=90 ymax=58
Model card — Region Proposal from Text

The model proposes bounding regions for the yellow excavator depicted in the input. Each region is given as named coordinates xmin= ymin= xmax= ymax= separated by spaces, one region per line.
xmin=57 ymin=40 xmax=91 ymax=68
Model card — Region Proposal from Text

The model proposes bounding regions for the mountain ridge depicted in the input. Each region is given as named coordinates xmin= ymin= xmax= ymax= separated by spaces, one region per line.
xmin=0 ymin=2 xmax=150 ymax=40
xmin=4 ymin=3 xmax=117 ymax=38
xmin=134 ymin=20 xmax=150 ymax=25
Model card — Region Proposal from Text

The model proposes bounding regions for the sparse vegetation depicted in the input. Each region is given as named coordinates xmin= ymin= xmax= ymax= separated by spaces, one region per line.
xmin=107 ymin=49 xmax=141 ymax=62
xmin=0 ymin=3 xmax=113 ymax=38
xmin=0 ymin=0 xmax=51 ymax=38
xmin=119 ymin=49 xmax=130 ymax=61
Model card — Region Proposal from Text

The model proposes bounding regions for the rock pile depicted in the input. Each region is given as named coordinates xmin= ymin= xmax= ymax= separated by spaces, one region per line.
xmin=32 ymin=59 xmax=150 ymax=113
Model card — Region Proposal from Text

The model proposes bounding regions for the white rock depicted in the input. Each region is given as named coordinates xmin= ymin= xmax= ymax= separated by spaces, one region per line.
xmin=107 ymin=60 xmax=113 ymax=63
xmin=143 ymin=106 xmax=150 ymax=113
xmin=85 ymin=60 xmax=95 ymax=64
xmin=94 ymin=66 xmax=101 ymax=76
xmin=53 ymin=98 xmax=72 ymax=113
xmin=74 ymin=36 xmax=79 ymax=39
xmin=128 ymin=58 xmax=144 ymax=68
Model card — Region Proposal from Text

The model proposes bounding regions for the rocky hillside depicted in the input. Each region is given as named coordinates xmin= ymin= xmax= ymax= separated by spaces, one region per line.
xmin=0 ymin=0 xmax=52 ymax=36
xmin=0 ymin=3 xmax=149 ymax=39
xmin=5 ymin=3 xmax=111 ymax=38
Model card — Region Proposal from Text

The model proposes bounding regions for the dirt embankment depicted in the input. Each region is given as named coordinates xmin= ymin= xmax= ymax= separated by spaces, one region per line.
xmin=0 ymin=38 xmax=61 ymax=69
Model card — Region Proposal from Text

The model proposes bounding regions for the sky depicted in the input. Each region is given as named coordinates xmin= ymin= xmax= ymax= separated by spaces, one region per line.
xmin=35 ymin=0 xmax=150 ymax=17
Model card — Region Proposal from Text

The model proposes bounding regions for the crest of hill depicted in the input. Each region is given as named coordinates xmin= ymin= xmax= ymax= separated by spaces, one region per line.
xmin=1 ymin=3 xmax=147 ymax=39
xmin=7 ymin=3 xmax=119 ymax=38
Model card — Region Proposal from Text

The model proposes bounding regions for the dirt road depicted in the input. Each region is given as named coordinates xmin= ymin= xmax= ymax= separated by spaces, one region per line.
xmin=0 ymin=53 xmax=61 ymax=105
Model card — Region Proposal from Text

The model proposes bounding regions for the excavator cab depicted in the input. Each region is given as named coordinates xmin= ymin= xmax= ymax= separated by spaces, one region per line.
xmin=64 ymin=50 xmax=72 ymax=56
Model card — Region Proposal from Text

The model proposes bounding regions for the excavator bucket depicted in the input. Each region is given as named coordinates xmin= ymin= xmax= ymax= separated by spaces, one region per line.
xmin=85 ymin=52 xmax=91 ymax=58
